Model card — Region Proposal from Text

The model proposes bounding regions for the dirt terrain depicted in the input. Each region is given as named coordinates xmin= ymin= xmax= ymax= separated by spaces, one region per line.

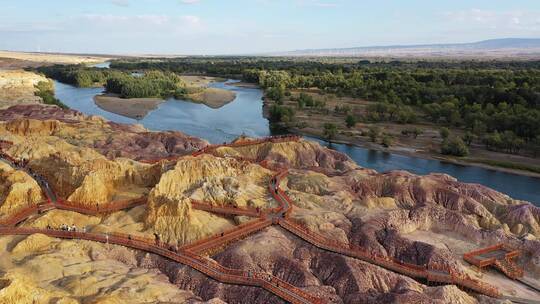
xmin=0 ymin=70 xmax=48 ymax=109
xmin=94 ymin=75 xmax=237 ymax=119
xmin=0 ymin=104 xmax=537 ymax=303
xmin=94 ymin=94 xmax=164 ymax=119
xmin=181 ymin=76 xmax=237 ymax=108
xmin=0 ymin=51 xmax=108 ymax=68
xmin=187 ymin=87 xmax=236 ymax=108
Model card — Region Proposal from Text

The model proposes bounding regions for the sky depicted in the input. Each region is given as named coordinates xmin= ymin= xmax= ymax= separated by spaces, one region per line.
xmin=0 ymin=0 xmax=539 ymax=55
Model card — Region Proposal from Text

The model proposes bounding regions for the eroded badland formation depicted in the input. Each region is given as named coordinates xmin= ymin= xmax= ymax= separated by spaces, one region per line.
xmin=0 ymin=103 xmax=538 ymax=304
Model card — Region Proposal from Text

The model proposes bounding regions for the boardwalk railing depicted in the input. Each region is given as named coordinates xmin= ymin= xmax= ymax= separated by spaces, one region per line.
xmin=0 ymin=135 xmax=505 ymax=301
xmin=191 ymin=200 xmax=262 ymax=218
xmin=278 ymin=219 xmax=501 ymax=298
xmin=0 ymin=227 xmax=322 ymax=304
xmin=0 ymin=197 xmax=147 ymax=227
xmin=182 ymin=218 xmax=273 ymax=254
xmin=463 ymin=243 xmax=524 ymax=280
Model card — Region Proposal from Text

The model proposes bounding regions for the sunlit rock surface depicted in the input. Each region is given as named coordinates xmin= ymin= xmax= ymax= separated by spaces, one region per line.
xmin=0 ymin=104 xmax=537 ymax=303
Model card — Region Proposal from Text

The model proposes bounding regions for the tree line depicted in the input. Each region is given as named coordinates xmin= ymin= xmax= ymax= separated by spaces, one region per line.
xmin=36 ymin=65 xmax=186 ymax=99
xmin=45 ymin=59 xmax=540 ymax=156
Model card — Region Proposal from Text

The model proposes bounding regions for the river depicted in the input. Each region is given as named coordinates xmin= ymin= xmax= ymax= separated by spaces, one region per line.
xmin=53 ymin=79 xmax=540 ymax=205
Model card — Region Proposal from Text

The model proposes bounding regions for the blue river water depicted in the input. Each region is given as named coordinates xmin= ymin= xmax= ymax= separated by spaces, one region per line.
xmin=53 ymin=80 xmax=540 ymax=205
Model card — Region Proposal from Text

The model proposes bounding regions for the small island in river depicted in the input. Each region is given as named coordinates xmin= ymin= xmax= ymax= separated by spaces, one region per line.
xmin=186 ymin=87 xmax=236 ymax=108
xmin=93 ymin=74 xmax=237 ymax=119
xmin=94 ymin=94 xmax=163 ymax=119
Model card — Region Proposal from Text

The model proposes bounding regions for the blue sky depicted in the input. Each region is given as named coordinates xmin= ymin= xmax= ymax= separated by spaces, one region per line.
xmin=0 ymin=0 xmax=539 ymax=54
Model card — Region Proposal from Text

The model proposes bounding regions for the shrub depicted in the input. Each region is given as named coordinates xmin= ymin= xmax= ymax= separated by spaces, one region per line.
xmin=323 ymin=123 xmax=338 ymax=140
xmin=381 ymin=134 xmax=393 ymax=147
xmin=439 ymin=127 xmax=450 ymax=139
xmin=368 ymin=125 xmax=380 ymax=142
xmin=34 ymin=81 xmax=68 ymax=109
xmin=345 ymin=114 xmax=357 ymax=128
xmin=441 ymin=137 xmax=469 ymax=157
xmin=269 ymin=105 xmax=295 ymax=123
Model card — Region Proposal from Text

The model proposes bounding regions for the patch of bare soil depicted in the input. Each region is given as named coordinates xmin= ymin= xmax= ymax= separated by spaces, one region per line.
xmin=0 ymin=70 xmax=48 ymax=108
xmin=0 ymin=51 xmax=108 ymax=66
xmin=187 ymin=88 xmax=236 ymax=108
xmin=94 ymin=94 xmax=163 ymax=119
xmin=179 ymin=75 xmax=237 ymax=108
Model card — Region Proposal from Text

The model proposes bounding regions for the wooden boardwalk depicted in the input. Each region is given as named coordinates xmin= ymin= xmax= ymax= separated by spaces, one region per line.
xmin=0 ymin=135 xmax=511 ymax=302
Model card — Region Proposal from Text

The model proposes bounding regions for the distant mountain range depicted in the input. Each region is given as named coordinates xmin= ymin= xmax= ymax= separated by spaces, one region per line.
xmin=271 ymin=38 xmax=540 ymax=58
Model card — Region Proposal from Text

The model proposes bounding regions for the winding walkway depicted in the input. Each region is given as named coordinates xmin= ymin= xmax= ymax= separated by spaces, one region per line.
xmin=0 ymin=135 xmax=507 ymax=301
xmin=0 ymin=136 xmax=322 ymax=304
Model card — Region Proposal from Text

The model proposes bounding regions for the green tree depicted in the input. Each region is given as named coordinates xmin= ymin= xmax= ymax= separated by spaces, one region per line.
xmin=323 ymin=123 xmax=338 ymax=140
xmin=381 ymin=134 xmax=393 ymax=148
xmin=412 ymin=127 xmax=423 ymax=139
xmin=34 ymin=81 xmax=68 ymax=109
xmin=345 ymin=114 xmax=357 ymax=128
xmin=532 ymin=135 xmax=540 ymax=157
xmin=463 ymin=131 xmax=476 ymax=146
xmin=483 ymin=131 xmax=502 ymax=150
xmin=269 ymin=105 xmax=295 ymax=123
xmin=368 ymin=126 xmax=380 ymax=142
xmin=439 ymin=127 xmax=450 ymax=139
xmin=298 ymin=93 xmax=314 ymax=107
xmin=266 ymin=85 xmax=285 ymax=104
xmin=441 ymin=137 xmax=469 ymax=157
xmin=402 ymin=127 xmax=423 ymax=139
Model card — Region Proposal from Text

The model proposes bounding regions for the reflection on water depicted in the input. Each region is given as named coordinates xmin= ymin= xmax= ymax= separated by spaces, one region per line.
xmin=309 ymin=137 xmax=540 ymax=205
xmin=54 ymin=80 xmax=271 ymax=143
xmin=53 ymin=80 xmax=540 ymax=205
xmin=92 ymin=61 xmax=111 ymax=69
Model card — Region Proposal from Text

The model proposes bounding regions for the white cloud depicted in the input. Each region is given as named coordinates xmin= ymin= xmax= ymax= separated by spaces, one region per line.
xmin=180 ymin=15 xmax=201 ymax=26
xmin=110 ymin=0 xmax=129 ymax=7
xmin=180 ymin=0 xmax=200 ymax=4
xmin=295 ymin=0 xmax=338 ymax=8
xmin=313 ymin=2 xmax=337 ymax=8
xmin=82 ymin=14 xmax=170 ymax=25
xmin=444 ymin=9 xmax=540 ymax=31
xmin=76 ymin=13 xmax=205 ymax=36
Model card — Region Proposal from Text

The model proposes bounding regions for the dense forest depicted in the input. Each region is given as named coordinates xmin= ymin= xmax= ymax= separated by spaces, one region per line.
xmin=111 ymin=58 xmax=540 ymax=156
xmin=38 ymin=59 xmax=540 ymax=157
xmin=105 ymin=71 xmax=185 ymax=98
xmin=36 ymin=65 xmax=186 ymax=99
xmin=37 ymin=65 xmax=113 ymax=87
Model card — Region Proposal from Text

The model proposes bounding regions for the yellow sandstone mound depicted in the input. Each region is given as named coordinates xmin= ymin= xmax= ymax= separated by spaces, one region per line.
xmin=0 ymin=272 xmax=73 ymax=304
xmin=145 ymin=154 xmax=273 ymax=245
xmin=0 ymin=235 xmax=199 ymax=304
xmin=0 ymin=70 xmax=48 ymax=109
xmin=0 ymin=105 xmax=538 ymax=302
xmin=0 ymin=163 xmax=43 ymax=218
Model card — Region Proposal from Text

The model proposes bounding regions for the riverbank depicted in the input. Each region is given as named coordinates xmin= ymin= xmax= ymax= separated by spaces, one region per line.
xmin=52 ymin=78 xmax=539 ymax=203
xmin=263 ymin=89 xmax=540 ymax=179
xmin=94 ymin=94 xmax=163 ymax=119
xmin=289 ymin=126 xmax=540 ymax=179
xmin=226 ymin=81 xmax=259 ymax=89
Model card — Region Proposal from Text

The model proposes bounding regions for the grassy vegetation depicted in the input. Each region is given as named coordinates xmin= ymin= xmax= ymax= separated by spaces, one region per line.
xmin=40 ymin=58 xmax=540 ymax=167
xmin=34 ymin=81 xmax=68 ymax=109
xmin=37 ymin=65 xmax=187 ymax=100
xmin=110 ymin=58 xmax=540 ymax=157
xmin=37 ymin=65 xmax=112 ymax=87
xmin=465 ymin=158 xmax=540 ymax=175
xmin=105 ymin=71 xmax=185 ymax=99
